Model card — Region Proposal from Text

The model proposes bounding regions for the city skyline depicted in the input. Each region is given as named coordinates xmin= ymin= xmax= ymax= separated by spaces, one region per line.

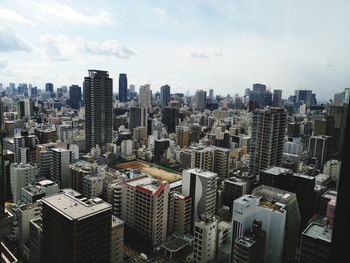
xmin=0 ymin=0 xmax=349 ymax=100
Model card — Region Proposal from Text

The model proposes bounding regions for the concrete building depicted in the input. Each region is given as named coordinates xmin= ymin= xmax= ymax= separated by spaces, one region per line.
xmin=10 ymin=163 xmax=38 ymax=203
xmin=29 ymin=218 xmax=43 ymax=263
xmin=50 ymin=148 xmax=71 ymax=188
xmin=308 ymin=135 xmax=332 ymax=168
xmin=299 ymin=223 xmax=332 ymax=263
xmin=139 ymin=84 xmax=152 ymax=108
xmin=214 ymin=147 xmax=231 ymax=182
xmin=193 ymin=215 xmax=218 ymax=263
xmin=42 ymin=190 xmax=112 ymax=263
xmin=84 ymin=70 xmax=113 ymax=152
xmin=182 ymin=169 xmax=218 ymax=229
xmin=231 ymin=194 xmax=287 ymax=263
xmin=249 ymin=107 xmax=287 ymax=179
xmin=272 ymin=89 xmax=282 ymax=107
xmin=172 ymin=193 xmax=191 ymax=234
xmin=21 ymin=179 xmax=59 ymax=204
xmin=176 ymin=125 xmax=190 ymax=147
xmin=222 ymin=176 xmax=248 ymax=213
xmin=111 ymin=216 xmax=124 ymax=263
xmin=121 ymin=177 xmax=169 ymax=248
xmin=121 ymin=139 xmax=133 ymax=157
xmin=160 ymin=85 xmax=171 ymax=107
xmin=194 ymin=90 xmax=207 ymax=110
xmin=323 ymin=159 xmax=341 ymax=182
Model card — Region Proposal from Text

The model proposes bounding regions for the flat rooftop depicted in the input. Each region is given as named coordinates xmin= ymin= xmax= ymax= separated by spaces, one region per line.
xmin=42 ymin=191 xmax=111 ymax=220
xmin=185 ymin=168 xmax=217 ymax=178
xmin=303 ymin=223 xmax=332 ymax=243
xmin=263 ymin=166 xmax=290 ymax=175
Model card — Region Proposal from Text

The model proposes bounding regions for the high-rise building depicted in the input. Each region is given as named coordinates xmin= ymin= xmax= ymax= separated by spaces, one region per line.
xmin=68 ymin=85 xmax=82 ymax=109
xmin=111 ymin=216 xmax=124 ymax=263
xmin=121 ymin=177 xmax=169 ymax=248
xmin=233 ymin=220 xmax=266 ymax=263
xmin=295 ymin=89 xmax=313 ymax=107
xmin=308 ymin=135 xmax=332 ymax=168
xmin=193 ymin=215 xmax=218 ymax=263
xmin=328 ymin=104 xmax=348 ymax=154
xmin=50 ymin=148 xmax=71 ymax=188
xmin=45 ymin=83 xmax=53 ymax=93
xmin=273 ymin=89 xmax=282 ymax=107
xmin=182 ymin=169 xmax=218 ymax=229
xmin=214 ymin=147 xmax=231 ymax=181
xmin=323 ymin=160 xmax=341 ymax=182
xmin=194 ymin=90 xmax=207 ymax=110
xmin=118 ymin=73 xmax=127 ymax=102
xmin=249 ymin=107 xmax=287 ymax=179
xmin=129 ymin=107 xmax=148 ymax=134
xmin=299 ymin=223 xmax=332 ymax=263
xmin=42 ymin=190 xmax=112 ymax=263
xmin=161 ymin=107 xmax=179 ymax=133
xmin=209 ymin=89 xmax=214 ymax=101
xmin=160 ymin=85 xmax=171 ymax=106
xmin=222 ymin=176 xmax=248 ymax=213
xmin=84 ymin=70 xmax=113 ymax=152
xmin=231 ymin=194 xmax=287 ymax=263
xmin=139 ymin=84 xmax=152 ymax=107
xmin=10 ymin=163 xmax=38 ymax=203
xmin=313 ymin=116 xmax=334 ymax=137
xmin=176 ymin=125 xmax=190 ymax=147
xmin=154 ymin=139 xmax=169 ymax=163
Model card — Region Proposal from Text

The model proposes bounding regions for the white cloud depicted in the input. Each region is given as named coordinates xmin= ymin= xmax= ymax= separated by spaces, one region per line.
xmin=0 ymin=8 xmax=36 ymax=26
xmin=40 ymin=35 xmax=136 ymax=61
xmin=154 ymin=7 xmax=179 ymax=24
xmin=33 ymin=1 xmax=114 ymax=26
xmin=0 ymin=27 xmax=33 ymax=52
xmin=0 ymin=58 xmax=7 ymax=69
xmin=184 ymin=47 xmax=223 ymax=58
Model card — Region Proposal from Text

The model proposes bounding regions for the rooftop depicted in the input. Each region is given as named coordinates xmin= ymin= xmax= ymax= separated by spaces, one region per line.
xmin=185 ymin=168 xmax=217 ymax=178
xmin=263 ymin=166 xmax=291 ymax=176
xmin=303 ymin=223 xmax=332 ymax=243
xmin=42 ymin=190 xmax=111 ymax=220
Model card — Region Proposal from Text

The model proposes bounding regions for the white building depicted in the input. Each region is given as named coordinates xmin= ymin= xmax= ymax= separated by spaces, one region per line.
xmin=323 ymin=160 xmax=341 ymax=181
xmin=193 ymin=215 xmax=218 ymax=263
xmin=182 ymin=168 xmax=218 ymax=225
xmin=139 ymin=84 xmax=152 ymax=107
xmin=283 ymin=138 xmax=303 ymax=156
xmin=121 ymin=139 xmax=133 ymax=157
xmin=231 ymin=194 xmax=287 ymax=263
xmin=10 ymin=163 xmax=38 ymax=203
xmin=83 ymin=173 xmax=106 ymax=198
xmin=69 ymin=144 xmax=79 ymax=160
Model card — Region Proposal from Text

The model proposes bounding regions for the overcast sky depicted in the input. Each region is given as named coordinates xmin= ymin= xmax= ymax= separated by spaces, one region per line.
xmin=0 ymin=0 xmax=349 ymax=100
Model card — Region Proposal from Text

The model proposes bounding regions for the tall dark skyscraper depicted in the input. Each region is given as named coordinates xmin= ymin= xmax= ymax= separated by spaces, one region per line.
xmin=69 ymin=85 xmax=82 ymax=109
xmin=273 ymin=89 xmax=282 ymax=106
xmin=42 ymin=190 xmax=112 ymax=263
xmin=249 ymin=107 xmax=287 ymax=179
xmin=84 ymin=70 xmax=113 ymax=152
xmin=160 ymin=85 xmax=171 ymax=106
xmin=118 ymin=73 xmax=127 ymax=102
xmin=45 ymin=83 xmax=54 ymax=93
xmin=161 ymin=107 xmax=179 ymax=133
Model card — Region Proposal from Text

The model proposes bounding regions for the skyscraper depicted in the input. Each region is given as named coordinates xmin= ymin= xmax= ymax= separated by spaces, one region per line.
xmin=42 ymin=190 xmax=112 ymax=263
xmin=45 ymin=83 xmax=53 ymax=93
xmin=84 ymin=70 xmax=113 ymax=152
xmin=308 ymin=135 xmax=332 ymax=168
xmin=249 ymin=107 xmax=287 ymax=179
xmin=68 ymin=85 xmax=82 ymax=109
xmin=51 ymin=148 xmax=72 ymax=188
xmin=273 ymin=89 xmax=282 ymax=106
xmin=194 ymin=90 xmax=207 ymax=110
xmin=139 ymin=84 xmax=152 ymax=107
xmin=118 ymin=73 xmax=127 ymax=102
xmin=160 ymin=85 xmax=170 ymax=106
xmin=328 ymin=104 xmax=348 ymax=154
xmin=161 ymin=107 xmax=179 ymax=133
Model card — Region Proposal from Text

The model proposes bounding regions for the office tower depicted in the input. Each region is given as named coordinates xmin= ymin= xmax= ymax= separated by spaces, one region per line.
xmin=68 ymin=85 xmax=82 ymax=109
xmin=231 ymin=194 xmax=287 ymax=263
xmin=193 ymin=215 xmax=218 ymax=263
xmin=121 ymin=177 xmax=169 ymax=247
xmin=249 ymin=107 xmax=287 ymax=179
xmin=139 ymin=84 xmax=152 ymax=107
xmin=260 ymin=167 xmax=314 ymax=230
xmin=233 ymin=220 xmax=266 ymax=263
xmin=214 ymin=147 xmax=231 ymax=181
xmin=18 ymin=99 xmax=32 ymax=118
xmin=323 ymin=160 xmax=341 ymax=181
xmin=10 ymin=163 xmax=37 ymax=203
xmin=287 ymin=122 xmax=300 ymax=138
xmin=69 ymin=161 xmax=96 ymax=194
xmin=0 ymin=101 xmax=5 ymax=217
xmin=111 ymin=216 xmax=124 ymax=263
xmin=50 ymin=148 xmax=71 ymax=188
xmin=283 ymin=137 xmax=303 ymax=156
xmin=173 ymin=193 xmax=191 ymax=234
xmin=194 ymin=89 xmax=207 ymax=110
xmin=129 ymin=107 xmax=148 ymax=134
xmin=308 ymin=135 xmax=331 ymax=168
xmin=118 ymin=73 xmax=127 ymax=102
xmin=84 ymin=70 xmax=113 ymax=152
xmin=154 ymin=139 xmax=170 ymax=163
xmin=176 ymin=125 xmax=190 ymax=147
xmin=295 ymin=89 xmax=313 ymax=107
xmin=299 ymin=223 xmax=332 ymax=263
xmin=222 ymin=177 xmax=248 ymax=213
xmin=182 ymin=169 xmax=218 ymax=228
xmin=29 ymin=218 xmax=43 ymax=263
xmin=328 ymin=104 xmax=348 ymax=154
xmin=160 ymin=85 xmax=171 ymax=106
xmin=21 ymin=180 xmax=59 ymax=204
xmin=209 ymin=89 xmax=214 ymax=101
xmin=42 ymin=190 xmax=112 ymax=263
xmin=313 ymin=116 xmax=334 ymax=136
xmin=273 ymin=89 xmax=282 ymax=106
xmin=45 ymin=83 xmax=53 ymax=93
xmin=249 ymin=83 xmax=266 ymax=108
xmin=161 ymin=107 xmax=179 ymax=133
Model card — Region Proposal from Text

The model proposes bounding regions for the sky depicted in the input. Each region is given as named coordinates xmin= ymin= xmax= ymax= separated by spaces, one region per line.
xmin=0 ymin=0 xmax=349 ymax=100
